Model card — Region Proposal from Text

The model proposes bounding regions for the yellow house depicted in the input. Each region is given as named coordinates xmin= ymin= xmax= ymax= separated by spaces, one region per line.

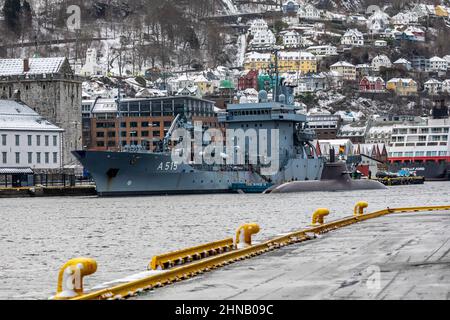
xmin=386 ymin=78 xmax=418 ymax=96
xmin=435 ymin=5 xmax=449 ymax=17
xmin=275 ymin=51 xmax=317 ymax=74
xmin=244 ymin=52 xmax=272 ymax=71
xmin=194 ymin=75 xmax=213 ymax=95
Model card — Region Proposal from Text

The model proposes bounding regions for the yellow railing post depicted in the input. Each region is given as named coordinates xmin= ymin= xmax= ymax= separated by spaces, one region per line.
xmin=312 ymin=208 xmax=330 ymax=225
xmin=53 ymin=258 xmax=97 ymax=300
xmin=354 ymin=201 xmax=369 ymax=216
xmin=235 ymin=223 xmax=260 ymax=249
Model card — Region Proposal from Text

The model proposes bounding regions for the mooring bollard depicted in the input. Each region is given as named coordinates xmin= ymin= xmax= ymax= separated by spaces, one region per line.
xmin=312 ymin=208 xmax=330 ymax=226
xmin=354 ymin=201 xmax=369 ymax=216
xmin=235 ymin=223 xmax=260 ymax=249
xmin=53 ymin=257 xmax=97 ymax=300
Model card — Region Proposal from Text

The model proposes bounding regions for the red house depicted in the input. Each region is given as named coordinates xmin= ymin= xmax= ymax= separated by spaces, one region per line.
xmin=359 ymin=76 xmax=385 ymax=92
xmin=238 ymin=70 xmax=259 ymax=91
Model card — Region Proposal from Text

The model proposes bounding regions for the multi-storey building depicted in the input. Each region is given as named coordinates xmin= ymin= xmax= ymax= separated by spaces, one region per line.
xmin=244 ymin=52 xmax=272 ymax=71
xmin=85 ymin=96 xmax=219 ymax=151
xmin=0 ymin=58 xmax=82 ymax=166
xmin=330 ymin=61 xmax=356 ymax=81
xmin=0 ymin=100 xmax=64 ymax=173
xmin=341 ymin=29 xmax=364 ymax=47
xmin=386 ymin=78 xmax=418 ymax=96
xmin=276 ymin=51 xmax=317 ymax=74
xmin=306 ymin=45 xmax=338 ymax=58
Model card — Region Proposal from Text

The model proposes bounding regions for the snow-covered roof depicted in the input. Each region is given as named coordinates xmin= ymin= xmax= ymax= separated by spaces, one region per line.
xmin=429 ymin=56 xmax=446 ymax=62
xmin=0 ymin=58 xmax=67 ymax=76
xmin=0 ymin=100 xmax=63 ymax=132
xmin=331 ymin=61 xmax=355 ymax=68
xmin=393 ymin=58 xmax=410 ymax=64
xmin=424 ymin=79 xmax=442 ymax=85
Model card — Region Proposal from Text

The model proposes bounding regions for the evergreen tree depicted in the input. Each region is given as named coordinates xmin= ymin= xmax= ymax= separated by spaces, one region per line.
xmin=2 ymin=0 xmax=22 ymax=34
xmin=20 ymin=0 xmax=33 ymax=36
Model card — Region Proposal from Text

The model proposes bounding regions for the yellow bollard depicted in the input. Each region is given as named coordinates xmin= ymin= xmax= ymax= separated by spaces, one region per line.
xmin=312 ymin=208 xmax=330 ymax=226
xmin=354 ymin=201 xmax=369 ymax=216
xmin=235 ymin=223 xmax=260 ymax=249
xmin=54 ymin=258 xmax=97 ymax=300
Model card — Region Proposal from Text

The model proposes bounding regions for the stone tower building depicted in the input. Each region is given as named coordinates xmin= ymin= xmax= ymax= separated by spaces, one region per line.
xmin=0 ymin=58 xmax=82 ymax=166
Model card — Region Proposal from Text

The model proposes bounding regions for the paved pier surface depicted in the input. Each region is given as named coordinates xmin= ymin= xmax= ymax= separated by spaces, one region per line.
xmin=137 ymin=212 xmax=450 ymax=300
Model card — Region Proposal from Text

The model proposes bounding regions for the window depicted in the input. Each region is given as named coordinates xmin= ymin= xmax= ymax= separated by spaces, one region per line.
xmin=53 ymin=152 xmax=58 ymax=164
xmin=15 ymin=152 xmax=20 ymax=164
xmin=1 ymin=134 xmax=6 ymax=146
xmin=28 ymin=135 xmax=32 ymax=146
xmin=2 ymin=152 xmax=6 ymax=164
xmin=53 ymin=136 xmax=57 ymax=146
xmin=142 ymin=131 xmax=149 ymax=137
xmin=107 ymin=132 xmax=116 ymax=138
xmin=96 ymin=132 xmax=105 ymax=138
xmin=27 ymin=152 xmax=32 ymax=164
xmin=45 ymin=152 xmax=49 ymax=164
xmin=141 ymin=122 xmax=150 ymax=128
xmin=97 ymin=141 xmax=105 ymax=147
xmin=36 ymin=152 xmax=41 ymax=164
xmin=36 ymin=135 xmax=41 ymax=146
xmin=15 ymin=135 xmax=20 ymax=146
xmin=130 ymin=122 xmax=138 ymax=128
xmin=45 ymin=136 xmax=49 ymax=146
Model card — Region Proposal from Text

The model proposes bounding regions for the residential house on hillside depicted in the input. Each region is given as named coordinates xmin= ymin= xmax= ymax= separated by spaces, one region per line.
xmin=391 ymin=12 xmax=419 ymax=25
xmin=341 ymin=29 xmax=364 ymax=47
xmin=395 ymin=26 xmax=426 ymax=42
xmin=371 ymin=55 xmax=392 ymax=72
xmin=282 ymin=0 xmax=300 ymax=14
xmin=194 ymin=74 xmax=213 ymax=95
xmin=435 ymin=5 xmax=449 ymax=17
xmin=386 ymin=78 xmax=418 ymax=96
xmin=429 ymin=56 xmax=448 ymax=72
xmin=442 ymin=79 xmax=450 ymax=93
xmin=411 ymin=56 xmax=430 ymax=72
xmin=297 ymin=4 xmax=321 ymax=20
xmin=355 ymin=64 xmax=372 ymax=78
xmin=393 ymin=58 xmax=412 ymax=71
xmin=359 ymin=76 xmax=385 ymax=93
xmin=249 ymin=19 xmax=268 ymax=36
xmin=238 ymin=70 xmax=259 ymax=91
xmin=295 ymin=74 xmax=328 ymax=94
xmin=283 ymin=31 xmax=301 ymax=48
xmin=277 ymin=51 xmax=317 ymax=74
xmin=306 ymin=45 xmax=337 ymax=58
xmin=374 ymin=40 xmax=387 ymax=47
xmin=243 ymin=52 xmax=271 ymax=71
xmin=424 ymin=79 xmax=443 ymax=95
xmin=367 ymin=11 xmax=390 ymax=34
xmin=250 ymin=29 xmax=276 ymax=48
xmin=330 ymin=61 xmax=356 ymax=81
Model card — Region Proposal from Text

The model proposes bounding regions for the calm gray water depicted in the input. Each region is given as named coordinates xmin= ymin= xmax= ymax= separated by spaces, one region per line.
xmin=0 ymin=182 xmax=449 ymax=300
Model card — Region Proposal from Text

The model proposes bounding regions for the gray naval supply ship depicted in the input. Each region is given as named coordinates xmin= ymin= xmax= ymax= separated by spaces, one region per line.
xmin=73 ymin=90 xmax=324 ymax=196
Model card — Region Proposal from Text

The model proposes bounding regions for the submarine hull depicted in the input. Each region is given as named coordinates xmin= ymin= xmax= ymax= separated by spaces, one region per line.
xmin=269 ymin=162 xmax=387 ymax=194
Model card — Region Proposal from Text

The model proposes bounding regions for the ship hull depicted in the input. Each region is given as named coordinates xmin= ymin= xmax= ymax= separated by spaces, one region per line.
xmin=388 ymin=159 xmax=450 ymax=181
xmin=73 ymin=151 xmax=324 ymax=196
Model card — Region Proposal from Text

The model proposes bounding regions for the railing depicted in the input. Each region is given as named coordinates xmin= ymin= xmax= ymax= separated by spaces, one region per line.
xmin=51 ymin=203 xmax=450 ymax=300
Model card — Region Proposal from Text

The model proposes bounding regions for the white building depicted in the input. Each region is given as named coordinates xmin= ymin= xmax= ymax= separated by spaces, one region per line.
xmin=250 ymin=29 xmax=276 ymax=48
xmin=297 ymin=4 xmax=321 ymax=20
xmin=330 ymin=61 xmax=356 ymax=81
xmin=391 ymin=12 xmax=419 ymax=25
xmin=371 ymin=54 xmax=392 ymax=72
xmin=367 ymin=11 xmax=390 ymax=34
xmin=283 ymin=31 xmax=301 ymax=48
xmin=0 ymin=100 xmax=64 ymax=171
xmin=80 ymin=48 xmax=103 ymax=77
xmin=424 ymin=79 xmax=443 ymax=94
xmin=249 ymin=19 xmax=268 ymax=36
xmin=341 ymin=29 xmax=364 ymax=47
xmin=374 ymin=40 xmax=387 ymax=47
xmin=306 ymin=45 xmax=338 ymax=58
xmin=393 ymin=58 xmax=412 ymax=70
xmin=429 ymin=56 xmax=448 ymax=72
xmin=442 ymin=79 xmax=450 ymax=93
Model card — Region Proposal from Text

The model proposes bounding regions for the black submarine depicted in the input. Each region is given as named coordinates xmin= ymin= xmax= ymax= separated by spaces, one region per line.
xmin=266 ymin=152 xmax=387 ymax=194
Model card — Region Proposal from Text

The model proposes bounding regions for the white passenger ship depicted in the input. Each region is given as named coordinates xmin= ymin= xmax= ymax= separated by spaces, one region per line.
xmin=388 ymin=117 xmax=450 ymax=180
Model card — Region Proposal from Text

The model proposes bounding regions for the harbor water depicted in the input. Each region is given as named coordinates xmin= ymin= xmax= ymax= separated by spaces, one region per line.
xmin=0 ymin=182 xmax=449 ymax=300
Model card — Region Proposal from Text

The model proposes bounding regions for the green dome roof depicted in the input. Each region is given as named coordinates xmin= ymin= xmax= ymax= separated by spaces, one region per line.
xmin=219 ymin=79 xmax=235 ymax=89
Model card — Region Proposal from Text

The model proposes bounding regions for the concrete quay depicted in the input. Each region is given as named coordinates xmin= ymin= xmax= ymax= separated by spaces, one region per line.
xmin=137 ymin=211 xmax=450 ymax=300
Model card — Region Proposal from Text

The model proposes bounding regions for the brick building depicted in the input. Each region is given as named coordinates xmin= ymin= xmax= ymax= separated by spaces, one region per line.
xmin=84 ymin=96 xmax=220 ymax=151
xmin=238 ymin=70 xmax=259 ymax=91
